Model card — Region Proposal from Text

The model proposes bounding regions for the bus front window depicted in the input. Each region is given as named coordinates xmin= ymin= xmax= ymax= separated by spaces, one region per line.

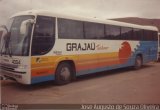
xmin=1 ymin=15 xmax=34 ymax=56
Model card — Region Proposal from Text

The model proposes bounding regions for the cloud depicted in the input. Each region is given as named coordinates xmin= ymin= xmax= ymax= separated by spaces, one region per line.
xmin=0 ymin=0 xmax=160 ymax=25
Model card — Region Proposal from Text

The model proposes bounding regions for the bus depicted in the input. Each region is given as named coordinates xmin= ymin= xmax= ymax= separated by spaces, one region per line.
xmin=0 ymin=10 xmax=159 ymax=85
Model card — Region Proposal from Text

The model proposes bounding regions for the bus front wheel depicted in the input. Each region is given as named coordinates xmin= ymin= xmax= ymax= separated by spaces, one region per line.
xmin=134 ymin=55 xmax=142 ymax=69
xmin=55 ymin=62 xmax=72 ymax=85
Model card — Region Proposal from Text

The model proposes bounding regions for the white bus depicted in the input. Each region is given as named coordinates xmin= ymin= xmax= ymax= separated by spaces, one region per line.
xmin=0 ymin=10 xmax=159 ymax=85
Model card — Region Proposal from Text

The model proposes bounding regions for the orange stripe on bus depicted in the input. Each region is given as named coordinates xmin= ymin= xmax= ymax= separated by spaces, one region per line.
xmin=77 ymin=59 xmax=120 ymax=71
xmin=31 ymin=68 xmax=55 ymax=77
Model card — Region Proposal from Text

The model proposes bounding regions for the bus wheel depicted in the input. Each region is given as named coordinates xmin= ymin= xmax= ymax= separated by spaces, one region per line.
xmin=134 ymin=55 xmax=142 ymax=69
xmin=55 ymin=62 xmax=72 ymax=85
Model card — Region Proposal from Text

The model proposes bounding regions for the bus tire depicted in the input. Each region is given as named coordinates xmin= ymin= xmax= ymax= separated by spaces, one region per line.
xmin=134 ymin=55 xmax=142 ymax=69
xmin=55 ymin=62 xmax=72 ymax=85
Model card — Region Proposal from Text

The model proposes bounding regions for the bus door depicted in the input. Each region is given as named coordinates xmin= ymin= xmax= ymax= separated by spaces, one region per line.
xmin=31 ymin=16 xmax=56 ymax=83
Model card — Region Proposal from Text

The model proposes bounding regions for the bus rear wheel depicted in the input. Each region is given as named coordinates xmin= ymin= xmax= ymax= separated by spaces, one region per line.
xmin=134 ymin=55 xmax=142 ymax=69
xmin=55 ymin=62 xmax=72 ymax=85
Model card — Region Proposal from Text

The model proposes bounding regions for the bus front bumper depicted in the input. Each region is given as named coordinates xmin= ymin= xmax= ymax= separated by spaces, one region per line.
xmin=1 ymin=69 xmax=31 ymax=85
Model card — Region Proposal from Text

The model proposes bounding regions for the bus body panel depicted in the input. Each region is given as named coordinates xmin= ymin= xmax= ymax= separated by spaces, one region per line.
xmin=30 ymin=39 xmax=158 ymax=84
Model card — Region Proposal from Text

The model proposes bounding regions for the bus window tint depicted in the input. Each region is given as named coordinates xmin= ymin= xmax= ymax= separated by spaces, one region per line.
xmin=159 ymin=33 xmax=160 ymax=45
xmin=133 ymin=29 xmax=143 ymax=40
xmin=84 ymin=22 xmax=104 ymax=39
xmin=105 ymin=25 xmax=121 ymax=40
xmin=58 ymin=18 xmax=84 ymax=39
xmin=32 ymin=16 xmax=55 ymax=55
xmin=121 ymin=27 xmax=133 ymax=40
xmin=153 ymin=31 xmax=158 ymax=41
xmin=144 ymin=30 xmax=156 ymax=41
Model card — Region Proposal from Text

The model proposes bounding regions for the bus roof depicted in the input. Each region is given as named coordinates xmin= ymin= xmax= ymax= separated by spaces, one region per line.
xmin=12 ymin=10 xmax=158 ymax=31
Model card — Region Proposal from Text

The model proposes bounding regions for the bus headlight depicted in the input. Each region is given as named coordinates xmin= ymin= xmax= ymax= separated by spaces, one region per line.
xmin=14 ymin=65 xmax=27 ymax=72
xmin=18 ymin=65 xmax=27 ymax=69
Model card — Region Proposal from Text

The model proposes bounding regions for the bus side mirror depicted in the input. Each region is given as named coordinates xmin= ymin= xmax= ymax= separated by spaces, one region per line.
xmin=0 ymin=25 xmax=8 ymax=37
xmin=20 ymin=19 xmax=34 ymax=35
xmin=0 ymin=25 xmax=8 ymax=42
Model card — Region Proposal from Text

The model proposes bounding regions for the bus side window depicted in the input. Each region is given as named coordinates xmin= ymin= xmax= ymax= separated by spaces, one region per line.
xmin=105 ymin=25 xmax=121 ymax=40
xmin=153 ymin=31 xmax=158 ymax=41
xmin=58 ymin=18 xmax=84 ymax=39
xmin=133 ymin=29 xmax=143 ymax=41
xmin=121 ymin=27 xmax=133 ymax=40
xmin=32 ymin=16 xmax=55 ymax=56
xmin=84 ymin=22 xmax=104 ymax=39
xmin=144 ymin=30 xmax=152 ymax=41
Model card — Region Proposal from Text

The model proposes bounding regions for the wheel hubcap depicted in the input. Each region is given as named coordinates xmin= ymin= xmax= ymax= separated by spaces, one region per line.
xmin=60 ymin=67 xmax=70 ymax=80
xmin=137 ymin=58 xmax=141 ymax=67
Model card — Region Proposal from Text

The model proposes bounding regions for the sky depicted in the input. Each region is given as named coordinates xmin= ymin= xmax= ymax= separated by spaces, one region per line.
xmin=0 ymin=0 xmax=160 ymax=25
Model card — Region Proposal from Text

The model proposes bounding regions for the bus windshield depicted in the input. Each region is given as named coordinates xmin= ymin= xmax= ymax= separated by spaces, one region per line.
xmin=1 ymin=15 xmax=34 ymax=56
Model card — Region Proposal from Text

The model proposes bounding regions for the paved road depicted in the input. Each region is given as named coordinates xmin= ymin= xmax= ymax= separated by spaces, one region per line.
xmin=1 ymin=62 xmax=160 ymax=104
